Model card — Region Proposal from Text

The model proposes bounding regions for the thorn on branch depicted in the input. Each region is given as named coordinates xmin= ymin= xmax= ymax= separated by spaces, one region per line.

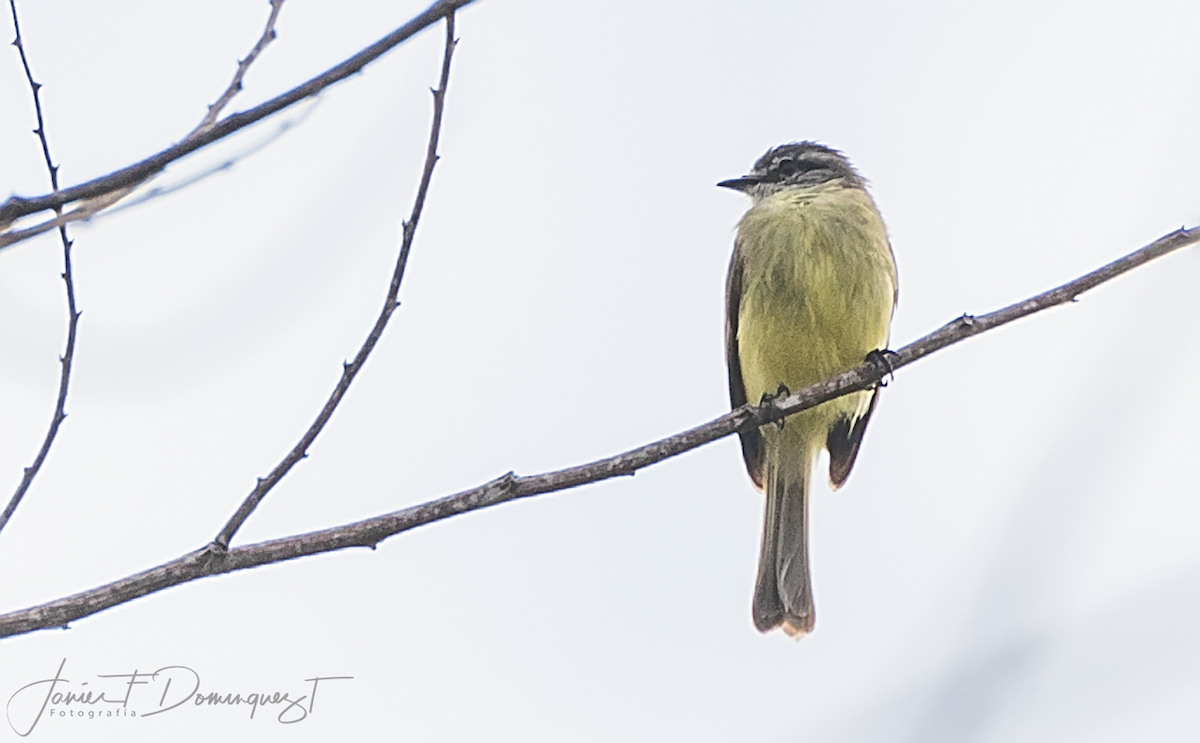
xmin=495 ymin=471 xmax=519 ymax=492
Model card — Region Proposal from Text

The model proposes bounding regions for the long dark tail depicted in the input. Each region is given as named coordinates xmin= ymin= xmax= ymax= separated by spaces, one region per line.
xmin=752 ymin=443 xmax=814 ymax=637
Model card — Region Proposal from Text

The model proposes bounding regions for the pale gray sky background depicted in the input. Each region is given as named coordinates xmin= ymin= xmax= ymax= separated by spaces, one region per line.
xmin=1 ymin=1 xmax=1198 ymax=740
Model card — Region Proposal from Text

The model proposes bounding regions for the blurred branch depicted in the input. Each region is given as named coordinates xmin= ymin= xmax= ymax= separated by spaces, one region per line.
xmin=214 ymin=10 xmax=458 ymax=548
xmin=1 ymin=99 xmax=321 ymax=246
xmin=0 ymin=0 xmax=82 ymax=537
xmin=0 ymin=0 xmax=479 ymax=244
xmin=92 ymin=99 xmax=321 ymax=220
xmin=0 ymin=225 xmax=1195 ymax=638
xmin=0 ymin=0 xmax=291 ymax=248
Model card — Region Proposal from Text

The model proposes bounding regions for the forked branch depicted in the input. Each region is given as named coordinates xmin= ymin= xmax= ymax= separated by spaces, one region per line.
xmin=0 ymin=0 xmax=82 ymax=537
xmin=0 ymin=225 xmax=1194 ymax=639
xmin=0 ymin=0 xmax=478 ymax=245
xmin=214 ymin=10 xmax=459 ymax=548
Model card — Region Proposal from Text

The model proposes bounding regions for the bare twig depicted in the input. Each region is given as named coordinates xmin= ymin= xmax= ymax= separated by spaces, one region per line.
xmin=192 ymin=0 xmax=286 ymax=135
xmin=0 ymin=0 xmax=290 ymax=247
xmin=0 ymin=226 xmax=1194 ymax=638
xmin=213 ymin=12 xmax=458 ymax=548
xmin=0 ymin=0 xmax=83 ymax=537
xmin=0 ymin=0 xmax=479 ymax=239
xmin=1 ymin=0 xmax=292 ymax=536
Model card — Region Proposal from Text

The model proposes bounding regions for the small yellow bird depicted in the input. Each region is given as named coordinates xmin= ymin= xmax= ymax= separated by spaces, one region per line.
xmin=720 ymin=142 xmax=897 ymax=636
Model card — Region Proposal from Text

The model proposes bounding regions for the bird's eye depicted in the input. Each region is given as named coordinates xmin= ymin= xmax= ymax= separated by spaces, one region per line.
xmin=776 ymin=158 xmax=798 ymax=177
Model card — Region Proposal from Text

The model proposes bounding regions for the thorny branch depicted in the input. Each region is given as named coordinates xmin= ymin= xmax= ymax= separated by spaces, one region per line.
xmin=0 ymin=0 xmax=292 ymax=249
xmin=193 ymin=0 xmax=286 ymax=135
xmin=0 ymin=0 xmax=294 ymax=538
xmin=0 ymin=0 xmax=82 ymax=536
xmin=0 ymin=225 xmax=1195 ymax=639
xmin=0 ymin=0 xmax=479 ymax=246
xmin=213 ymin=10 xmax=459 ymax=548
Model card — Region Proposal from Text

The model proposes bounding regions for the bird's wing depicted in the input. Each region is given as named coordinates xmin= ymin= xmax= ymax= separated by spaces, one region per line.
xmin=826 ymin=386 xmax=880 ymax=489
xmin=726 ymin=243 xmax=765 ymax=491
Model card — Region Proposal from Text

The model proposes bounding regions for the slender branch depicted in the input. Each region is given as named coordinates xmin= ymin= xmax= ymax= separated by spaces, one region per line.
xmin=213 ymin=12 xmax=458 ymax=548
xmin=1 ymin=0 xmax=292 ymax=536
xmin=192 ymin=0 xmax=286 ymax=135
xmin=0 ymin=226 xmax=1194 ymax=639
xmin=0 ymin=0 xmax=290 ymax=249
xmin=0 ymin=0 xmax=479 ymax=238
xmin=0 ymin=0 xmax=82 ymax=537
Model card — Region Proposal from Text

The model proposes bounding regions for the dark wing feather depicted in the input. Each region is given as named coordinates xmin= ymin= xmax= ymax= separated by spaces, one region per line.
xmin=826 ymin=386 xmax=880 ymax=489
xmin=726 ymin=244 xmax=764 ymax=491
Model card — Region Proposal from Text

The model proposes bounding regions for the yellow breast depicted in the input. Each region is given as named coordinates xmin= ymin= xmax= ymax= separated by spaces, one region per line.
xmin=734 ymin=183 xmax=897 ymax=422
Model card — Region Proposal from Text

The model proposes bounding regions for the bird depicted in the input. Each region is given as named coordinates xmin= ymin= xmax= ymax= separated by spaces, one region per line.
xmin=719 ymin=142 xmax=898 ymax=636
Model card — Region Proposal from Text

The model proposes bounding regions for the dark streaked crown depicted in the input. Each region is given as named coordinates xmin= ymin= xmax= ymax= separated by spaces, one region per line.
xmin=718 ymin=141 xmax=865 ymax=198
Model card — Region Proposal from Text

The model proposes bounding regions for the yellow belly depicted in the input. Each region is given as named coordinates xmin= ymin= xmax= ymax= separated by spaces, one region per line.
xmin=735 ymin=184 xmax=897 ymax=446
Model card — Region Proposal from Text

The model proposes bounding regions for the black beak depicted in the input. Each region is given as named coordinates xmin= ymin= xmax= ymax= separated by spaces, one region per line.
xmin=716 ymin=175 xmax=762 ymax=192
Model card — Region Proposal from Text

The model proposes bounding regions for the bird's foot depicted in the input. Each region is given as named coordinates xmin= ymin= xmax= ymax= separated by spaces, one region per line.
xmin=866 ymin=349 xmax=899 ymax=387
xmin=759 ymin=384 xmax=791 ymax=430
